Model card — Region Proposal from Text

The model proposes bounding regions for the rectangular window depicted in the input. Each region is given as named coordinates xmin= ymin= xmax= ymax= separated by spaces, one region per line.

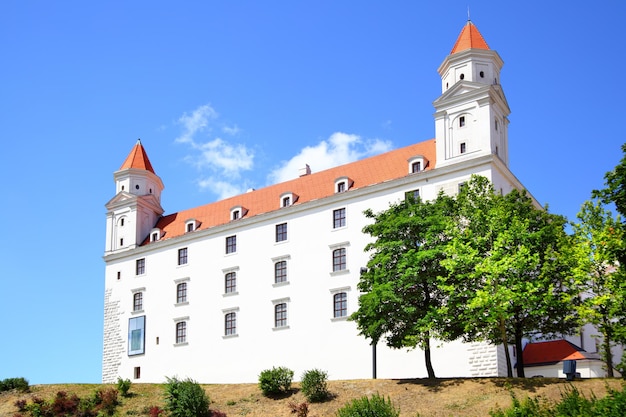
xmin=411 ymin=161 xmax=421 ymax=173
xmin=459 ymin=116 xmax=465 ymax=127
xmin=337 ymin=182 xmax=346 ymax=193
xmin=225 ymin=272 xmax=237 ymax=293
xmin=334 ymin=292 xmax=347 ymax=318
xmin=275 ymin=261 xmax=287 ymax=283
xmin=275 ymin=223 xmax=287 ymax=242
xmin=333 ymin=208 xmax=346 ymax=229
xmin=176 ymin=282 xmax=187 ymax=303
xmin=225 ymin=312 xmax=237 ymax=336
xmin=176 ymin=321 xmax=187 ymax=344
xmin=128 ymin=316 xmax=145 ymax=356
xmin=226 ymin=235 xmax=237 ymax=254
xmin=333 ymin=248 xmax=346 ymax=271
xmin=232 ymin=210 xmax=240 ymax=220
xmin=460 ymin=142 xmax=466 ymax=154
xmin=408 ymin=189 xmax=420 ymax=200
xmin=282 ymin=196 xmax=291 ymax=207
xmin=178 ymin=248 xmax=188 ymax=265
xmin=136 ymin=258 xmax=145 ymax=275
xmin=186 ymin=223 xmax=194 ymax=232
xmin=133 ymin=292 xmax=143 ymax=311
xmin=275 ymin=303 xmax=287 ymax=328
xmin=133 ymin=367 xmax=141 ymax=379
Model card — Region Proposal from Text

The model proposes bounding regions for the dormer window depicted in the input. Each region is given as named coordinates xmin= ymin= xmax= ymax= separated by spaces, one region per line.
xmin=408 ymin=155 xmax=428 ymax=174
xmin=185 ymin=219 xmax=198 ymax=233
xmin=230 ymin=206 xmax=247 ymax=221
xmin=279 ymin=192 xmax=298 ymax=208
xmin=150 ymin=228 xmax=161 ymax=242
xmin=334 ymin=177 xmax=353 ymax=194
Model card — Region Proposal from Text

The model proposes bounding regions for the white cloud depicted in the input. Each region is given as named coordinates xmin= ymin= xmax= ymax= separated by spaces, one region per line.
xmin=174 ymin=104 xmax=255 ymax=197
xmin=268 ymin=132 xmax=392 ymax=184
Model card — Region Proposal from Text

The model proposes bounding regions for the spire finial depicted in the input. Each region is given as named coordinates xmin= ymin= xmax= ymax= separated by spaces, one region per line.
xmin=467 ymin=6 xmax=471 ymax=22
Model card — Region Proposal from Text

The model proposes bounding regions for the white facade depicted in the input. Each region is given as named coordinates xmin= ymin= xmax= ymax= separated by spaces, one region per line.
xmin=102 ymin=22 xmax=534 ymax=384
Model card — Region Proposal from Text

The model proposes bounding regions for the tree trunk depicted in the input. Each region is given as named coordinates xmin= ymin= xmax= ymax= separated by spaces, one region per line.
xmin=514 ymin=323 xmax=525 ymax=378
xmin=424 ymin=334 xmax=436 ymax=379
xmin=603 ymin=318 xmax=615 ymax=377
xmin=499 ymin=317 xmax=513 ymax=377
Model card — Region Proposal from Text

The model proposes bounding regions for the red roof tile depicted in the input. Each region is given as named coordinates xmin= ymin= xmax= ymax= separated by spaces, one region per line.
xmin=450 ymin=21 xmax=490 ymax=54
xmin=146 ymin=139 xmax=436 ymax=244
xmin=523 ymin=340 xmax=588 ymax=366
xmin=120 ymin=139 xmax=155 ymax=174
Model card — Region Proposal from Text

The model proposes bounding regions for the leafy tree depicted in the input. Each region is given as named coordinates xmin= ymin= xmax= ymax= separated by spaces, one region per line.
xmin=572 ymin=199 xmax=626 ymax=376
xmin=351 ymin=191 xmax=460 ymax=379
xmin=442 ymin=176 xmax=577 ymax=377
xmin=593 ymin=143 xmax=626 ymax=220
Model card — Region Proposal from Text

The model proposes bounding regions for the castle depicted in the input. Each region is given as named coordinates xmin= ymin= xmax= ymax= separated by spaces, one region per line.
xmin=102 ymin=21 xmax=580 ymax=383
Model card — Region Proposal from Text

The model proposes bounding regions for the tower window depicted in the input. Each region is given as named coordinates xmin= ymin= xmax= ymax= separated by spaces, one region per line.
xmin=120 ymin=218 xmax=125 ymax=227
xmin=459 ymin=116 xmax=465 ymax=127
xmin=135 ymin=185 xmax=139 ymax=190
xmin=495 ymin=120 xmax=499 ymax=131
xmin=460 ymin=73 xmax=465 ymax=80
xmin=480 ymin=71 xmax=485 ymax=78
xmin=460 ymin=143 xmax=467 ymax=154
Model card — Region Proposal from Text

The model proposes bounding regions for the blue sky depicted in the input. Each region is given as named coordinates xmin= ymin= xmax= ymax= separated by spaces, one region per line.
xmin=1 ymin=1 xmax=624 ymax=384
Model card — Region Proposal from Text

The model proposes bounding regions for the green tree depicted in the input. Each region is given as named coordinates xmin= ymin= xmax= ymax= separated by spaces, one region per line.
xmin=442 ymin=176 xmax=577 ymax=377
xmin=572 ymin=199 xmax=626 ymax=377
xmin=351 ymin=192 xmax=460 ymax=379
xmin=593 ymin=143 xmax=626 ymax=220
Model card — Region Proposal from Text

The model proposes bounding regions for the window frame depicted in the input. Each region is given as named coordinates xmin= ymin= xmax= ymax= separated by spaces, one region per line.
xmin=333 ymin=208 xmax=346 ymax=229
xmin=274 ymin=302 xmax=288 ymax=328
xmin=274 ymin=260 xmax=287 ymax=284
xmin=176 ymin=282 xmax=187 ymax=304
xmin=225 ymin=235 xmax=237 ymax=254
xmin=133 ymin=292 xmax=143 ymax=312
xmin=333 ymin=292 xmax=348 ymax=318
xmin=275 ymin=222 xmax=288 ymax=242
xmin=225 ymin=271 xmax=237 ymax=294
xmin=332 ymin=248 xmax=346 ymax=272
xmin=175 ymin=321 xmax=187 ymax=344
xmin=136 ymin=258 xmax=145 ymax=275
xmin=178 ymin=247 xmax=188 ymax=265
xmin=224 ymin=312 xmax=237 ymax=336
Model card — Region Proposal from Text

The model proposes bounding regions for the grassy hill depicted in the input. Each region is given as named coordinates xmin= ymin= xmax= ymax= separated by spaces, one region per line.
xmin=1 ymin=378 xmax=624 ymax=417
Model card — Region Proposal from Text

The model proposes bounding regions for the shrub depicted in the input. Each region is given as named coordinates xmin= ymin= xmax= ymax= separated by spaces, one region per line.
xmin=258 ymin=366 xmax=294 ymax=396
xmin=0 ymin=377 xmax=29 ymax=393
xmin=210 ymin=410 xmax=228 ymax=417
xmin=288 ymin=401 xmax=309 ymax=417
xmin=164 ymin=376 xmax=211 ymax=417
xmin=335 ymin=393 xmax=400 ymax=417
xmin=147 ymin=405 xmax=165 ymax=417
xmin=300 ymin=369 xmax=329 ymax=402
xmin=117 ymin=377 xmax=132 ymax=397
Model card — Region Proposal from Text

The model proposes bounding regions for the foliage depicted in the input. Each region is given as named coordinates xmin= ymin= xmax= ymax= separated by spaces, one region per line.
xmin=335 ymin=393 xmax=400 ymax=417
xmin=210 ymin=410 xmax=228 ymax=417
xmin=442 ymin=176 xmax=577 ymax=377
xmin=288 ymin=401 xmax=310 ymax=417
xmin=593 ymin=143 xmax=626 ymax=220
xmin=0 ymin=377 xmax=30 ymax=393
xmin=572 ymin=199 xmax=626 ymax=376
xmin=258 ymin=366 xmax=294 ymax=396
xmin=116 ymin=377 xmax=132 ymax=397
xmin=146 ymin=405 xmax=165 ymax=417
xmin=163 ymin=376 xmax=211 ymax=417
xmin=351 ymin=191 xmax=459 ymax=378
xmin=300 ymin=369 xmax=330 ymax=402
xmin=16 ymin=388 xmax=118 ymax=417
xmin=489 ymin=385 xmax=626 ymax=417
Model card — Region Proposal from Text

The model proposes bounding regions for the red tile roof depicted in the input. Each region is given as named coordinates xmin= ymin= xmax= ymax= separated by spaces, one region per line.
xmin=120 ymin=139 xmax=156 ymax=174
xmin=450 ymin=21 xmax=490 ymax=54
xmin=145 ymin=139 xmax=436 ymax=244
xmin=523 ymin=340 xmax=589 ymax=366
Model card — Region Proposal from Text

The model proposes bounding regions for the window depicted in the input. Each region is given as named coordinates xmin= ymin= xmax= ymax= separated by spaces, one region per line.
xmin=480 ymin=70 xmax=485 ymax=78
xmin=133 ymin=292 xmax=143 ymax=311
xmin=333 ymin=248 xmax=346 ymax=271
xmin=282 ymin=196 xmax=291 ymax=207
xmin=136 ymin=258 xmax=145 ymax=275
xmin=337 ymin=182 xmax=346 ymax=193
xmin=120 ymin=218 xmax=125 ymax=227
xmin=334 ymin=292 xmax=347 ymax=318
xmin=120 ymin=238 xmax=124 ymax=246
xmin=411 ymin=161 xmax=421 ymax=173
xmin=458 ymin=182 xmax=467 ymax=193
xmin=460 ymin=142 xmax=466 ymax=154
xmin=176 ymin=282 xmax=187 ymax=304
xmin=176 ymin=321 xmax=187 ymax=344
xmin=151 ymin=232 xmax=158 ymax=242
xmin=178 ymin=248 xmax=188 ymax=265
xmin=495 ymin=119 xmax=499 ymax=131
xmin=133 ymin=367 xmax=141 ymax=379
xmin=186 ymin=223 xmax=194 ymax=232
xmin=333 ymin=208 xmax=346 ymax=229
xmin=275 ymin=260 xmax=287 ymax=283
xmin=128 ymin=316 xmax=145 ymax=356
xmin=407 ymin=189 xmax=420 ymax=200
xmin=276 ymin=223 xmax=287 ymax=242
xmin=232 ymin=210 xmax=240 ymax=220
xmin=459 ymin=116 xmax=465 ymax=127
xmin=226 ymin=235 xmax=237 ymax=254
xmin=225 ymin=272 xmax=237 ymax=293
xmin=275 ymin=303 xmax=287 ymax=328
xmin=225 ymin=312 xmax=237 ymax=336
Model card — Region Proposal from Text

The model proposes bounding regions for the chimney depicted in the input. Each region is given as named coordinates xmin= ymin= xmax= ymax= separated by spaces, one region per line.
xmin=299 ymin=164 xmax=311 ymax=177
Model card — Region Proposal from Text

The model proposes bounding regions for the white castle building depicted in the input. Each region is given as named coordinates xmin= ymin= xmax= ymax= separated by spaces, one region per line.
xmin=102 ymin=21 xmax=590 ymax=383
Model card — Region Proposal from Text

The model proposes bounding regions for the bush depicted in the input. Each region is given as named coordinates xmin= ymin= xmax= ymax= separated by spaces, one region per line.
xmin=117 ymin=377 xmax=132 ymax=397
xmin=335 ymin=393 xmax=399 ymax=417
xmin=258 ymin=366 xmax=294 ymax=396
xmin=0 ymin=377 xmax=29 ymax=393
xmin=164 ymin=376 xmax=211 ymax=417
xmin=288 ymin=401 xmax=309 ymax=417
xmin=300 ymin=369 xmax=329 ymax=402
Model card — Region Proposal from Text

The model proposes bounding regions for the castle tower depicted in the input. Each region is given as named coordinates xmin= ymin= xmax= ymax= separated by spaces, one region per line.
xmin=104 ymin=139 xmax=164 ymax=253
xmin=433 ymin=21 xmax=510 ymax=168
